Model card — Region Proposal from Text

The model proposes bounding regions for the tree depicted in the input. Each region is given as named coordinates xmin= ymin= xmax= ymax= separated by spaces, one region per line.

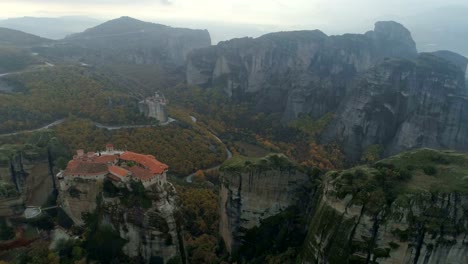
xmin=0 ymin=217 xmax=14 ymax=240
xmin=193 ymin=170 xmax=206 ymax=183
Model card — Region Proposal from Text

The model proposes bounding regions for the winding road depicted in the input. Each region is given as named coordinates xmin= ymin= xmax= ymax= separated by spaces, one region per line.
xmin=184 ymin=116 xmax=233 ymax=183
xmin=0 ymin=119 xmax=66 ymax=137
xmin=0 ymin=117 xmax=177 ymax=137
xmin=0 ymin=114 xmax=232 ymax=184
xmin=0 ymin=62 xmax=55 ymax=79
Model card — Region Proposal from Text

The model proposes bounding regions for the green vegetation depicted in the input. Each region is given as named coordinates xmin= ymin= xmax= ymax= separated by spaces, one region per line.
xmin=301 ymin=203 xmax=356 ymax=263
xmin=300 ymin=149 xmax=468 ymax=263
xmin=361 ymin=144 xmax=384 ymax=163
xmin=0 ymin=66 xmax=148 ymax=133
xmin=289 ymin=112 xmax=335 ymax=137
xmin=176 ymin=185 xmax=223 ymax=264
xmin=163 ymin=84 xmax=344 ymax=170
xmin=0 ymin=182 xmax=18 ymax=199
xmin=0 ymin=46 xmax=39 ymax=73
xmin=238 ymin=206 xmax=307 ymax=264
xmin=220 ymin=154 xmax=295 ymax=173
xmin=0 ymin=217 xmax=14 ymax=241
xmin=0 ymin=28 xmax=50 ymax=46
xmin=85 ymin=225 xmax=126 ymax=263
xmin=81 ymin=209 xmax=127 ymax=263
xmin=54 ymin=118 xmax=226 ymax=175
xmin=53 ymin=239 xmax=86 ymax=263
xmin=377 ymin=148 xmax=468 ymax=193
xmin=331 ymin=148 xmax=468 ymax=209
xmin=120 ymin=180 xmax=152 ymax=209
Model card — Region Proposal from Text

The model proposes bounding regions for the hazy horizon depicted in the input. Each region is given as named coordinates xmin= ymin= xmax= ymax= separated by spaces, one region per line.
xmin=0 ymin=1 xmax=467 ymax=56
xmin=0 ymin=1 xmax=467 ymax=33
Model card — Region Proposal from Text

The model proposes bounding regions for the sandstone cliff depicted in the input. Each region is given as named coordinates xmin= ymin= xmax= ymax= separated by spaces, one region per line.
xmin=322 ymin=53 xmax=468 ymax=160
xmin=186 ymin=21 xmax=468 ymax=161
xmin=102 ymin=183 xmax=181 ymax=263
xmin=186 ymin=21 xmax=417 ymax=120
xmin=219 ymin=155 xmax=308 ymax=254
xmin=301 ymin=149 xmax=468 ymax=264
xmin=0 ymin=140 xmax=55 ymax=217
xmin=58 ymin=179 xmax=182 ymax=263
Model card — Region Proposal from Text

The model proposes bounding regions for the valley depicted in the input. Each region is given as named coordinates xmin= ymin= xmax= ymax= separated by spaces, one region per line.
xmin=0 ymin=14 xmax=467 ymax=264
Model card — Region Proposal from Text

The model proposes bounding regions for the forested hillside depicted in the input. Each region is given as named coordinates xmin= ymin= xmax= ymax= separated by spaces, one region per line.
xmin=0 ymin=66 xmax=148 ymax=133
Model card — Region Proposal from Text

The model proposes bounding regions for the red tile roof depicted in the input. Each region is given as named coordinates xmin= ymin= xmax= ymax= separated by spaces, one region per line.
xmin=128 ymin=166 xmax=154 ymax=181
xmin=95 ymin=155 xmax=118 ymax=164
xmin=64 ymin=161 xmax=108 ymax=176
xmin=108 ymin=174 xmax=122 ymax=182
xmin=120 ymin=152 xmax=168 ymax=175
xmin=109 ymin=166 xmax=130 ymax=178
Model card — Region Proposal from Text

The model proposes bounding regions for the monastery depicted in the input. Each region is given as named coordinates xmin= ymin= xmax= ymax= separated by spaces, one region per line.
xmin=138 ymin=92 xmax=168 ymax=123
xmin=57 ymin=144 xmax=168 ymax=188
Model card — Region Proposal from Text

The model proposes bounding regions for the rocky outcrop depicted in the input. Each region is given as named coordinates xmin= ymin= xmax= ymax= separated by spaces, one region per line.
xmin=432 ymin=50 xmax=468 ymax=74
xmin=0 ymin=144 xmax=53 ymax=217
xmin=186 ymin=21 xmax=417 ymax=120
xmin=301 ymin=149 xmax=468 ymax=264
xmin=58 ymin=179 xmax=182 ymax=263
xmin=58 ymin=178 xmax=101 ymax=225
xmin=56 ymin=16 xmax=211 ymax=66
xmin=186 ymin=21 xmax=468 ymax=160
xmin=302 ymin=186 xmax=468 ymax=264
xmin=322 ymin=53 xmax=468 ymax=160
xmin=102 ymin=183 xmax=180 ymax=263
xmin=219 ymin=155 xmax=308 ymax=254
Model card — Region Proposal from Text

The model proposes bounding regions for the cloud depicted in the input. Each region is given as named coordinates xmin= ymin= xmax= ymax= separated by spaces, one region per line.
xmin=159 ymin=0 xmax=173 ymax=5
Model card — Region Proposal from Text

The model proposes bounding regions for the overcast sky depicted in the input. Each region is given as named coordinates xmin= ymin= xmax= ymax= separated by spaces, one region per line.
xmin=0 ymin=0 xmax=467 ymax=42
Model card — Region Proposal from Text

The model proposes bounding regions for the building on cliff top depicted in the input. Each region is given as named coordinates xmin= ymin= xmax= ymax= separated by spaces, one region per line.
xmin=57 ymin=144 xmax=168 ymax=188
xmin=138 ymin=92 xmax=168 ymax=123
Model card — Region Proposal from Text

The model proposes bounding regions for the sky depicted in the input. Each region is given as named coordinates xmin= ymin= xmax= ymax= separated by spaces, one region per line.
xmin=0 ymin=0 xmax=467 ymax=43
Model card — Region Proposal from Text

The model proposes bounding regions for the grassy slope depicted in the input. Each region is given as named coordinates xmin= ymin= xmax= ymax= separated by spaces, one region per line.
xmin=334 ymin=148 xmax=468 ymax=195
xmin=378 ymin=148 xmax=468 ymax=193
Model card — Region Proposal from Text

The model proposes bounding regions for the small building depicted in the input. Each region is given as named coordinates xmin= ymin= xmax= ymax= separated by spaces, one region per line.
xmin=62 ymin=161 xmax=108 ymax=181
xmin=138 ymin=92 xmax=168 ymax=123
xmin=120 ymin=151 xmax=168 ymax=187
xmin=108 ymin=165 xmax=131 ymax=183
xmin=59 ymin=145 xmax=168 ymax=189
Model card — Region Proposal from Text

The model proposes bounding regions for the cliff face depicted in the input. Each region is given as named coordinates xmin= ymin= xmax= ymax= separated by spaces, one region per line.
xmin=58 ymin=179 xmax=182 ymax=263
xmin=219 ymin=155 xmax=309 ymax=254
xmin=102 ymin=183 xmax=180 ymax=263
xmin=186 ymin=21 xmax=468 ymax=161
xmin=186 ymin=21 xmax=417 ymax=119
xmin=56 ymin=16 xmax=211 ymax=66
xmin=301 ymin=149 xmax=468 ymax=264
xmin=0 ymin=143 xmax=54 ymax=217
xmin=322 ymin=53 xmax=468 ymax=160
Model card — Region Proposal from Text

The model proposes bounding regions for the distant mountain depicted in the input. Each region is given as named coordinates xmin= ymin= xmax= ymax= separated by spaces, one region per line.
xmin=187 ymin=21 xmax=468 ymax=160
xmin=0 ymin=27 xmax=51 ymax=46
xmin=0 ymin=16 xmax=102 ymax=40
xmin=61 ymin=16 xmax=211 ymax=66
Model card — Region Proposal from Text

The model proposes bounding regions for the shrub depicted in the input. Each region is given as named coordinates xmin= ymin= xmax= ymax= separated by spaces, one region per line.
xmin=373 ymin=248 xmax=390 ymax=258
xmin=388 ymin=241 xmax=400 ymax=249
xmin=423 ymin=165 xmax=437 ymax=175
xmin=0 ymin=218 xmax=14 ymax=241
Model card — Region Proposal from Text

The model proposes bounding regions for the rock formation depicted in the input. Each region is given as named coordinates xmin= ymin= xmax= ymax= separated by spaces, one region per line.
xmin=186 ymin=21 xmax=417 ymax=120
xmin=301 ymin=149 xmax=468 ymax=264
xmin=186 ymin=21 xmax=468 ymax=161
xmin=219 ymin=155 xmax=308 ymax=254
xmin=58 ymin=177 xmax=182 ymax=263
xmin=102 ymin=183 xmax=181 ymax=263
xmin=61 ymin=16 xmax=211 ymax=66
xmin=322 ymin=53 xmax=468 ymax=160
